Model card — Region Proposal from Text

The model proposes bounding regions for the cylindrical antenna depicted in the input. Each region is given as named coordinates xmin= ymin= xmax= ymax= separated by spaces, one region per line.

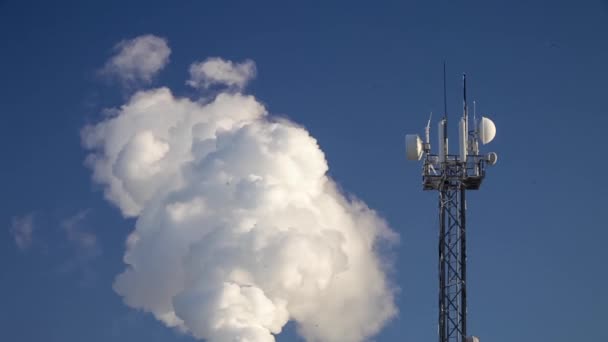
xmin=459 ymin=74 xmax=468 ymax=163
xmin=472 ymin=100 xmax=479 ymax=156
xmin=443 ymin=62 xmax=448 ymax=120
xmin=473 ymin=100 xmax=477 ymax=126
xmin=425 ymin=112 xmax=433 ymax=145
xmin=463 ymin=73 xmax=467 ymax=121
xmin=441 ymin=62 xmax=448 ymax=162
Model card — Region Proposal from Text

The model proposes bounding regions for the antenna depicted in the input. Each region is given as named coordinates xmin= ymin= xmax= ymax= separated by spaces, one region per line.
xmin=459 ymin=74 xmax=468 ymax=162
xmin=425 ymin=112 xmax=433 ymax=145
xmin=471 ymin=100 xmax=479 ymax=156
xmin=463 ymin=74 xmax=468 ymax=121
xmin=443 ymin=62 xmax=448 ymax=120
xmin=404 ymin=70 xmax=499 ymax=342
xmin=439 ymin=63 xmax=449 ymax=163
xmin=473 ymin=100 xmax=477 ymax=127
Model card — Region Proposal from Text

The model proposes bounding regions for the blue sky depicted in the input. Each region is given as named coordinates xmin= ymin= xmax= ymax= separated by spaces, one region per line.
xmin=1 ymin=1 xmax=607 ymax=341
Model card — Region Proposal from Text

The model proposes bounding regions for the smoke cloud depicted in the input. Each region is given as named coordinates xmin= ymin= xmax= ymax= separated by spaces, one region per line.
xmin=84 ymin=45 xmax=397 ymax=342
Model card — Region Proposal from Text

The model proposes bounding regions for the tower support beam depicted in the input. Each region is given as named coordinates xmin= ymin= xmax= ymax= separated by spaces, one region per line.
xmin=438 ymin=171 xmax=467 ymax=342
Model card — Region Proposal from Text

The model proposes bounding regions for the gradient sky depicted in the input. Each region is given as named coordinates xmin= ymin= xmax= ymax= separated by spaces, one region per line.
xmin=1 ymin=1 xmax=607 ymax=341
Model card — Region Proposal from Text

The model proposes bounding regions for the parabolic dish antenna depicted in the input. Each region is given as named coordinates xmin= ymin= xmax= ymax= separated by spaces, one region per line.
xmin=486 ymin=152 xmax=498 ymax=166
xmin=478 ymin=117 xmax=496 ymax=144
xmin=405 ymin=134 xmax=423 ymax=160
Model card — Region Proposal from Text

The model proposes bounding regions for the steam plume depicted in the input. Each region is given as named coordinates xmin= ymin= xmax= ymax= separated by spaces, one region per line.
xmin=83 ymin=49 xmax=397 ymax=342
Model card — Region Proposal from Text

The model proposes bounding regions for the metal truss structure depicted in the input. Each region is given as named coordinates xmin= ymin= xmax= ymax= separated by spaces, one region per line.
xmin=407 ymin=70 xmax=495 ymax=342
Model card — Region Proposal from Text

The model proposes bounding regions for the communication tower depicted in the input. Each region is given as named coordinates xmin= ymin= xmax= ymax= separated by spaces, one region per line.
xmin=405 ymin=67 xmax=497 ymax=342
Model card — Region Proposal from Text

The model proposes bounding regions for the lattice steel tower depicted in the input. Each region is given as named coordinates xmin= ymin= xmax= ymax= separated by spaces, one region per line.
xmin=405 ymin=68 xmax=498 ymax=342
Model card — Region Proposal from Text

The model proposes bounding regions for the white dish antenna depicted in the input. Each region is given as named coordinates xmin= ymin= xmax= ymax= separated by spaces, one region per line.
xmin=478 ymin=117 xmax=496 ymax=144
xmin=405 ymin=134 xmax=423 ymax=160
xmin=486 ymin=152 xmax=498 ymax=166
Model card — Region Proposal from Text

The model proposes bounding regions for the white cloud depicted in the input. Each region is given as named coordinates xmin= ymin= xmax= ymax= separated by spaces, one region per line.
xmin=83 ymin=56 xmax=397 ymax=342
xmin=61 ymin=209 xmax=99 ymax=254
xmin=58 ymin=210 xmax=102 ymax=285
xmin=102 ymin=34 xmax=171 ymax=85
xmin=10 ymin=214 xmax=35 ymax=251
xmin=187 ymin=57 xmax=256 ymax=90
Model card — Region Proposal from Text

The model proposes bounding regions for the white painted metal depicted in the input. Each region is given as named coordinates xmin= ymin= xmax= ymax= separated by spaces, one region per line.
xmin=406 ymin=134 xmax=423 ymax=160
xmin=459 ymin=117 xmax=468 ymax=162
xmin=486 ymin=152 xmax=498 ymax=165
xmin=478 ymin=117 xmax=496 ymax=144
xmin=438 ymin=119 xmax=447 ymax=163
xmin=425 ymin=112 xmax=433 ymax=145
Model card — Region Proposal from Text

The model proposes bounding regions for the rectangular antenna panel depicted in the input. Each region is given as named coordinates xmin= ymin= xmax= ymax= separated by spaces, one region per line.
xmin=438 ymin=120 xmax=447 ymax=163
xmin=459 ymin=117 xmax=467 ymax=162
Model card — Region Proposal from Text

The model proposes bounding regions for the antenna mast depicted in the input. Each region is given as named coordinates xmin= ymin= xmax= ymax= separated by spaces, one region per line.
xmin=405 ymin=67 xmax=499 ymax=342
xmin=443 ymin=62 xmax=448 ymax=120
